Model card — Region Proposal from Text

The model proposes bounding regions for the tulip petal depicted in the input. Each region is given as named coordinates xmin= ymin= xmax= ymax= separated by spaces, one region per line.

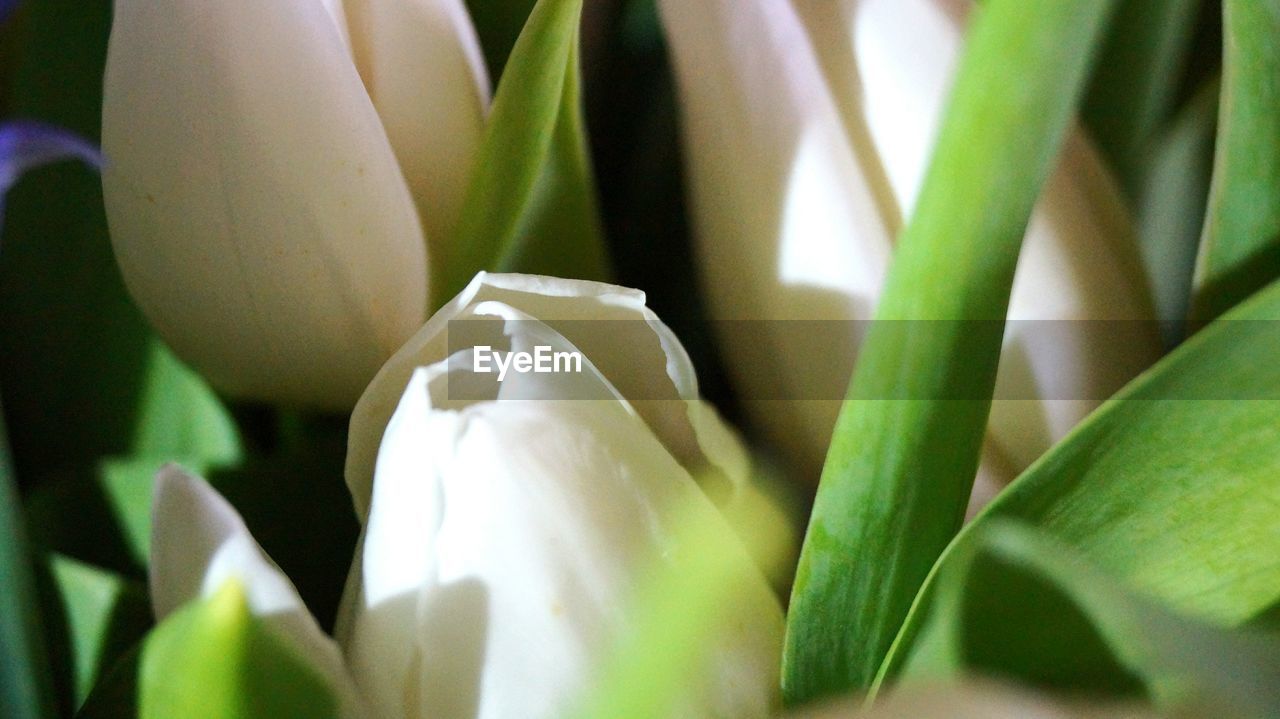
xmin=793 ymin=0 xmax=970 ymax=214
xmin=102 ymin=0 xmax=428 ymax=409
xmin=340 ymin=369 xmax=783 ymax=719
xmin=657 ymin=0 xmax=894 ymax=479
xmin=343 ymin=0 xmax=491 ymax=254
xmin=149 ymin=465 xmax=368 ymax=717
xmin=346 ymin=272 xmax=712 ymax=517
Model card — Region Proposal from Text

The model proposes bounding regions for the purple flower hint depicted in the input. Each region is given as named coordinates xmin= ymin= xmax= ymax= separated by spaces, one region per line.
xmin=0 ymin=120 xmax=103 ymax=232
xmin=0 ymin=120 xmax=103 ymax=190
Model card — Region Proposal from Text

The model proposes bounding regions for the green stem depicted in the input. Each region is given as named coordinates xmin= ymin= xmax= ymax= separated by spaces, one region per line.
xmin=783 ymin=0 xmax=1119 ymax=703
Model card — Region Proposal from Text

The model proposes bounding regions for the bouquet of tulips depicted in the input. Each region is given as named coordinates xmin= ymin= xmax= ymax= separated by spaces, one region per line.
xmin=1 ymin=0 xmax=1277 ymax=717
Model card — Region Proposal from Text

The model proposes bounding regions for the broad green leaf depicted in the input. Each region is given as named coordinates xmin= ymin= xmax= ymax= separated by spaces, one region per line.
xmin=1134 ymin=79 xmax=1219 ymax=341
xmin=440 ymin=0 xmax=609 ymax=306
xmin=46 ymin=556 xmax=150 ymax=710
xmin=465 ymin=0 xmax=537 ymax=81
xmin=1191 ymin=0 xmax=1280 ymax=322
xmin=0 ymin=399 xmax=54 ymax=719
xmin=1083 ymin=0 xmax=1203 ymax=195
xmin=138 ymin=581 xmax=339 ymax=719
xmin=897 ymin=522 xmax=1280 ymax=718
xmin=880 ymin=278 xmax=1280 ymax=684
xmin=130 ymin=342 xmax=241 ymax=465
xmin=784 ymin=0 xmax=1120 ymax=702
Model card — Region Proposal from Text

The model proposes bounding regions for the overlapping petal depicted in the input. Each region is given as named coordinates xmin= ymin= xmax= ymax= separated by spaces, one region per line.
xmin=343 ymin=0 xmax=491 ymax=257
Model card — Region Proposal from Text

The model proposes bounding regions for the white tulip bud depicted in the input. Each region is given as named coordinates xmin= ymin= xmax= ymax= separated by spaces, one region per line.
xmin=341 ymin=273 xmax=782 ymax=717
xmin=658 ymin=0 xmax=1161 ymax=490
xmin=101 ymin=0 xmax=488 ymax=409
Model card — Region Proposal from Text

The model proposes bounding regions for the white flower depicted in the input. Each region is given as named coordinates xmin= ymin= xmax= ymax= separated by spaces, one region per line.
xmin=150 ymin=273 xmax=784 ymax=718
xmin=657 ymin=0 xmax=1161 ymax=490
xmin=101 ymin=0 xmax=489 ymax=409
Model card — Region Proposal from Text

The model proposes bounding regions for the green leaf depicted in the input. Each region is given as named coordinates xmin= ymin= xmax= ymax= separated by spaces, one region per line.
xmin=784 ymin=0 xmax=1121 ymax=702
xmin=130 ymin=342 xmax=242 ymax=465
xmin=881 ymin=277 xmax=1280 ymax=684
xmin=898 ymin=522 xmax=1280 ymax=717
xmin=465 ymin=0 xmax=537 ymax=81
xmin=137 ymin=581 xmax=339 ymax=719
xmin=1083 ymin=0 xmax=1203 ymax=195
xmin=0 ymin=400 xmax=54 ymax=719
xmin=46 ymin=556 xmax=150 ymax=710
xmin=440 ymin=0 xmax=610 ymax=306
xmin=1191 ymin=0 xmax=1280 ymax=322
xmin=1133 ymin=78 xmax=1219 ymax=340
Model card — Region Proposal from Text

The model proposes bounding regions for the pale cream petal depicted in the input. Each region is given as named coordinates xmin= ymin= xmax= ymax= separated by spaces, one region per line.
xmin=657 ymin=0 xmax=895 ymax=484
xmin=343 ymin=0 xmax=491 ymax=254
xmin=103 ymin=0 xmax=427 ymax=409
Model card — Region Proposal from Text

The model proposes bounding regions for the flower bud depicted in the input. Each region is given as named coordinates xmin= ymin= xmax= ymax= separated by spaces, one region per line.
xmin=101 ymin=0 xmax=488 ymax=408
xmin=658 ymin=0 xmax=1161 ymax=486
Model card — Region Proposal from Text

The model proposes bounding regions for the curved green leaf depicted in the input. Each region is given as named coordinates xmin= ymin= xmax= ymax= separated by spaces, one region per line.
xmin=46 ymin=556 xmax=150 ymax=710
xmin=130 ymin=343 xmax=241 ymax=465
xmin=899 ymin=522 xmax=1280 ymax=717
xmin=0 ymin=401 xmax=53 ymax=719
xmin=1133 ymin=78 xmax=1218 ymax=340
xmin=440 ymin=0 xmax=609 ymax=306
xmin=1083 ymin=0 xmax=1203 ymax=194
xmin=784 ymin=0 xmax=1122 ymax=702
xmin=882 ymin=278 xmax=1280 ymax=684
xmin=1191 ymin=0 xmax=1280 ymax=322
xmin=465 ymin=0 xmax=537 ymax=81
